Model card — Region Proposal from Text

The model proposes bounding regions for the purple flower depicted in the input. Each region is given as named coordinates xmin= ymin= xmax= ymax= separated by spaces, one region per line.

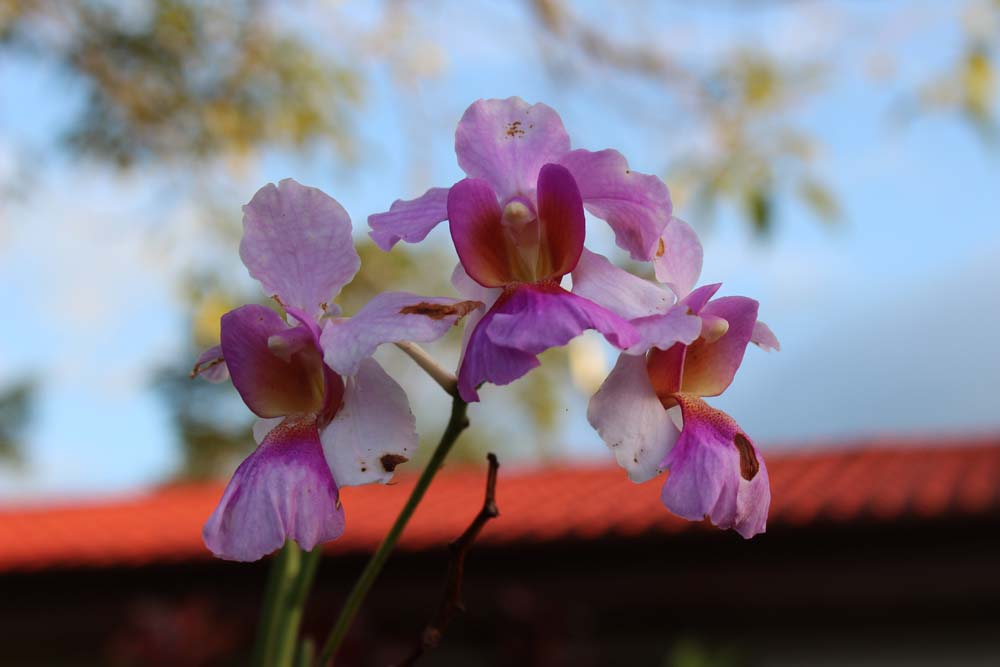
xmin=580 ymin=222 xmax=779 ymax=538
xmin=370 ymin=98 xmax=666 ymax=400
xmin=192 ymin=179 xmax=477 ymax=561
xmin=369 ymin=97 xmax=673 ymax=261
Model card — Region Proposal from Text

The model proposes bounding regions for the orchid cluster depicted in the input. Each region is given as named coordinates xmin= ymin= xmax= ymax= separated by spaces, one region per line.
xmin=194 ymin=97 xmax=778 ymax=564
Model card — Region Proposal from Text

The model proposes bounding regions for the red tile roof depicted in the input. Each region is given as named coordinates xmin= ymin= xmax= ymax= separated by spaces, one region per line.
xmin=1 ymin=437 xmax=998 ymax=573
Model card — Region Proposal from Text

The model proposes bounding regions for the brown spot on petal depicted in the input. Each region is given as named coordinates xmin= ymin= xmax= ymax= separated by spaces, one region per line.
xmin=400 ymin=300 xmax=483 ymax=321
xmin=380 ymin=453 xmax=409 ymax=473
xmin=656 ymin=237 xmax=666 ymax=258
xmin=505 ymin=120 xmax=525 ymax=138
xmin=734 ymin=433 xmax=759 ymax=481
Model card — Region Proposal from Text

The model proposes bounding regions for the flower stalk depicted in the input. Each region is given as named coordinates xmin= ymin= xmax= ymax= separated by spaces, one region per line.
xmin=252 ymin=541 xmax=321 ymax=667
xmin=317 ymin=395 xmax=470 ymax=666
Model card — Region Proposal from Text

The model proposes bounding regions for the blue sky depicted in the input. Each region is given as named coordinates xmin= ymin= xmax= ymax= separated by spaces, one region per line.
xmin=0 ymin=1 xmax=998 ymax=499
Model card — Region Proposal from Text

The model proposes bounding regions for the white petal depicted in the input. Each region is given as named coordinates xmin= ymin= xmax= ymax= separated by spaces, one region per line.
xmin=321 ymin=358 xmax=418 ymax=487
xmin=571 ymin=248 xmax=673 ymax=320
xmin=321 ymin=291 xmax=479 ymax=376
xmin=587 ymin=353 xmax=679 ymax=483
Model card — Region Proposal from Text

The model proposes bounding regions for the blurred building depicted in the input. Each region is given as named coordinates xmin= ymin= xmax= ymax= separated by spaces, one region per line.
xmin=1 ymin=437 xmax=999 ymax=667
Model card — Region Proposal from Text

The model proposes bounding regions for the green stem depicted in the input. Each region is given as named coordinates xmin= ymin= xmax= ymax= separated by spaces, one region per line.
xmin=251 ymin=542 xmax=322 ymax=667
xmin=317 ymin=396 xmax=470 ymax=666
xmin=272 ymin=546 xmax=322 ymax=667
xmin=251 ymin=542 xmax=298 ymax=667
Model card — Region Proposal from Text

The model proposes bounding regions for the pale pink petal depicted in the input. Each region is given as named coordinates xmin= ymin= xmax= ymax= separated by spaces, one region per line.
xmin=681 ymin=296 xmax=759 ymax=397
xmin=320 ymin=292 xmax=481 ymax=376
xmin=653 ymin=217 xmax=703 ymax=299
xmin=368 ymin=187 xmax=450 ymax=251
xmin=558 ymin=149 xmax=671 ymax=261
xmin=191 ymin=345 xmax=229 ymax=383
xmin=220 ymin=305 xmax=326 ymax=418
xmin=571 ymin=248 xmax=673 ymax=319
xmin=629 ymin=305 xmax=703 ymax=355
xmin=660 ymin=395 xmax=769 ymax=538
xmin=240 ymin=179 xmax=360 ymax=318
xmin=752 ymin=320 xmax=781 ymax=352
xmin=535 ymin=163 xmax=585 ymax=280
xmin=448 ymin=178 xmax=514 ymax=287
xmin=321 ymin=358 xmax=418 ymax=487
xmin=203 ymin=417 xmax=344 ymax=561
xmin=455 ymin=97 xmax=570 ymax=200
xmin=588 ymin=353 xmax=679 ymax=483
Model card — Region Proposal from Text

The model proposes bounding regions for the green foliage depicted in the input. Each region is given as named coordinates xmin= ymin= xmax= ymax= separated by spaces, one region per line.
xmin=0 ymin=379 xmax=35 ymax=464
xmin=2 ymin=0 xmax=361 ymax=166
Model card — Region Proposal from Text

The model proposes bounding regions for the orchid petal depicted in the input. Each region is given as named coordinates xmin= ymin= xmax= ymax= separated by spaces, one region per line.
xmin=680 ymin=283 xmax=722 ymax=315
xmin=752 ymin=320 xmax=781 ymax=352
xmin=240 ymin=179 xmax=360 ymax=318
xmin=536 ymin=163 xmax=585 ymax=280
xmin=448 ymin=178 xmax=513 ymax=287
xmin=629 ymin=306 xmax=703 ymax=355
xmin=660 ymin=395 xmax=769 ymax=538
xmin=220 ymin=305 xmax=326 ymax=418
xmin=456 ymin=302 xmax=540 ymax=403
xmin=558 ymin=149 xmax=671 ymax=261
xmin=653 ymin=217 xmax=703 ymax=299
xmin=321 ymin=358 xmax=418 ymax=487
xmin=191 ymin=345 xmax=229 ymax=383
xmin=252 ymin=417 xmax=284 ymax=444
xmin=588 ymin=353 xmax=679 ymax=483
xmin=485 ymin=284 xmax=639 ymax=355
xmin=203 ymin=417 xmax=344 ymax=561
xmin=320 ymin=291 xmax=481 ymax=376
xmin=368 ymin=187 xmax=450 ymax=251
xmin=682 ymin=296 xmax=759 ymax=397
xmin=455 ymin=97 xmax=570 ymax=200
xmin=571 ymin=248 xmax=673 ymax=319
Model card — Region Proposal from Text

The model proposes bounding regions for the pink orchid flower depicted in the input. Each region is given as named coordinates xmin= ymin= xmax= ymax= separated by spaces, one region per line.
xmin=578 ymin=220 xmax=780 ymax=538
xmin=192 ymin=179 xmax=476 ymax=561
xmin=369 ymin=98 xmax=669 ymax=400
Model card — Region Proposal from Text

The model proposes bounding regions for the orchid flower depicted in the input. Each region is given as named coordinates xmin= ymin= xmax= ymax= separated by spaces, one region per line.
xmin=191 ymin=179 xmax=477 ymax=561
xmin=369 ymin=98 xmax=669 ymax=400
xmin=578 ymin=219 xmax=780 ymax=538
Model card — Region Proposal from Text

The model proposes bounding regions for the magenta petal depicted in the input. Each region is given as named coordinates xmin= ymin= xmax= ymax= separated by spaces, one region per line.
xmin=240 ymin=179 xmax=360 ymax=318
xmin=320 ymin=291 xmax=481 ymax=376
xmin=448 ymin=178 xmax=513 ymax=287
xmin=660 ymin=395 xmax=769 ymax=538
xmin=682 ymin=296 xmax=759 ymax=397
xmin=536 ymin=163 xmax=585 ymax=280
xmin=191 ymin=345 xmax=229 ymax=383
xmin=455 ymin=97 xmax=571 ymax=200
xmin=653 ymin=217 xmax=703 ymax=299
xmin=558 ymin=149 xmax=671 ymax=261
xmin=486 ymin=284 xmax=639 ymax=355
xmin=368 ymin=187 xmax=450 ymax=251
xmin=680 ymin=283 xmax=722 ymax=315
xmin=457 ymin=301 xmax=541 ymax=403
xmin=220 ymin=305 xmax=326 ymax=418
xmin=203 ymin=417 xmax=345 ymax=561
